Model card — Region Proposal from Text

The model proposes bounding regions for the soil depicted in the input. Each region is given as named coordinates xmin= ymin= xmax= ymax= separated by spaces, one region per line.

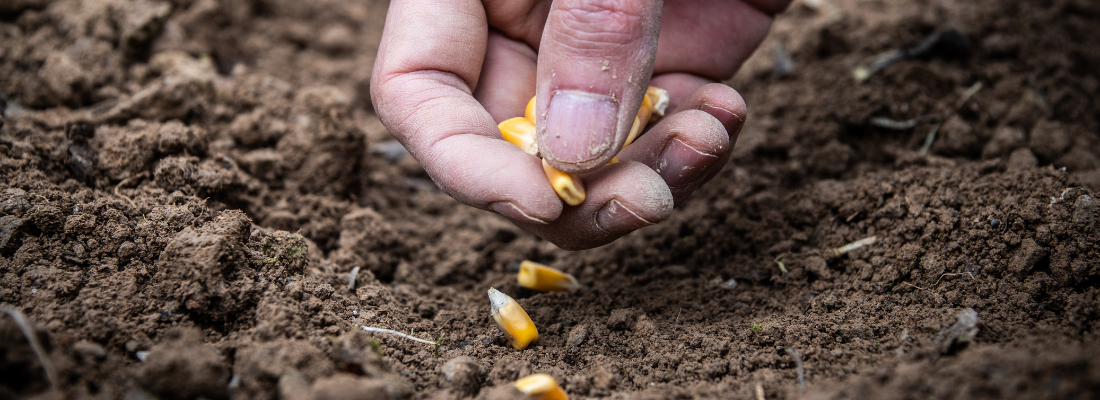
xmin=2 ymin=0 xmax=1099 ymax=399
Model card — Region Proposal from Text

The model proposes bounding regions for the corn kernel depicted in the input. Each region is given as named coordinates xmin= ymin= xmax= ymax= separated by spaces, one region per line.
xmin=542 ymin=160 xmax=585 ymax=206
xmin=646 ymin=86 xmax=670 ymax=118
xmin=623 ymin=86 xmax=670 ymax=148
xmin=499 ymin=117 xmax=539 ymax=156
xmin=517 ymin=260 xmax=580 ymax=292
xmin=488 ymin=288 xmax=538 ymax=350
xmin=514 ymin=373 xmax=568 ymax=400
xmin=525 ymin=96 xmax=537 ymax=123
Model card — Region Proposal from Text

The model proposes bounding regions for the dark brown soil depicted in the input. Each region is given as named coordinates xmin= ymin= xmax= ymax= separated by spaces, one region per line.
xmin=2 ymin=0 xmax=1099 ymax=399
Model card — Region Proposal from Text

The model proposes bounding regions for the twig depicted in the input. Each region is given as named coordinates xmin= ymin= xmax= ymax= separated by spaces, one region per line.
xmin=901 ymin=282 xmax=931 ymax=293
xmin=359 ymin=326 xmax=436 ymax=344
xmin=774 ymin=254 xmax=788 ymax=277
xmin=358 ymin=325 xmax=445 ymax=355
xmin=113 ymin=171 xmax=148 ymax=208
xmin=870 ymin=115 xmax=939 ymax=130
xmin=955 ymin=82 xmax=983 ymax=109
xmin=919 ymin=121 xmax=941 ymax=156
xmin=786 ymin=347 xmax=806 ymax=388
xmin=348 ymin=267 xmax=360 ymax=290
xmin=933 ymin=272 xmax=974 ymax=286
xmin=673 ymin=308 xmax=682 ymax=325
xmin=755 ymin=383 xmax=765 ymax=400
xmin=831 ymin=236 xmax=877 ymax=256
xmin=853 ymin=49 xmax=904 ymax=81
xmin=2 ymin=305 xmax=58 ymax=392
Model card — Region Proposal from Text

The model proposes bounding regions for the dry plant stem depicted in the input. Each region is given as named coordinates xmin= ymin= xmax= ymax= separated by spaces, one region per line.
xmin=786 ymin=347 xmax=806 ymax=388
xmin=902 ymin=282 xmax=932 ymax=293
xmin=348 ymin=266 xmax=360 ymax=290
xmin=358 ymin=326 xmax=437 ymax=345
xmin=955 ymin=82 xmax=983 ymax=109
xmin=870 ymin=115 xmax=938 ymax=130
xmin=919 ymin=122 xmax=941 ymax=155
xmin=1 ymin=305 xmax=59 ymax=392
xmin=934 ymin=272 xmax=975 ymax=285
xmin=832 ymin=236 xmax=877 ymax=256
xmin=114 ymin=171 xmax=148 ymax=208
xmin=755 ymin=383 xmax=765 ymax=400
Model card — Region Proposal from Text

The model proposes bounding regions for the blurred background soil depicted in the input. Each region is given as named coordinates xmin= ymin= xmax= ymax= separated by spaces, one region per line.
xmin=1 ymin=0 xmax=1099 ymax=399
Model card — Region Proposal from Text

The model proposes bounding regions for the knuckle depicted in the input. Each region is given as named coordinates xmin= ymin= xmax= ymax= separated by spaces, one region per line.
xmin=552 ymin=0 xmax=647 ymax=52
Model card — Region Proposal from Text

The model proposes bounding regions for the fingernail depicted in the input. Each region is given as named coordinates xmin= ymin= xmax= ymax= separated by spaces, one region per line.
xmin=490 ymin=201 xmax=549 ymax=225
xmin=543 ymin=90 xmax=619 ymax=166
xmin=596 ymin=199 xmax=653 ymax=233
xmin=656 ymin=139 xmax=719 ymax=187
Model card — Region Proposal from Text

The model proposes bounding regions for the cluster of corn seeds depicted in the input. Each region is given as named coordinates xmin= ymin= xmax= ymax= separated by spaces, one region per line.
xmin=498 ymin=87 xmax=670 ymax=205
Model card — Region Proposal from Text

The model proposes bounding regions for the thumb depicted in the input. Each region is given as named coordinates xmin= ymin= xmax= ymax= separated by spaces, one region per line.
xmin=535 ymin=0 xmax=662 ymax=174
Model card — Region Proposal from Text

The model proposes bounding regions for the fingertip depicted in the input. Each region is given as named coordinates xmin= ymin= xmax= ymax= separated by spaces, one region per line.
xmin=422 ymin=135 xmax=563 ymax=223
xmin=617 ymin=108 xmax=731 ymax=206
xmin=588 ymin=161 xmax=673 ymax=233
xmin=674 ymin=83 xmax=746 ymax=132
xmin=512 ymin=161 xmax=672 ymax=250
xmin=693 ymin=83 xmax=747 ymax=136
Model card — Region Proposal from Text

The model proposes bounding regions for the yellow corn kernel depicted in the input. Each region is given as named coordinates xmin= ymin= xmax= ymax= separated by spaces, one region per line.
xmin=645 ymin=86 xmax=670 ymax=118
xmin=525 ymin=96 xmax=537 ymax=123
xmin=623 ymin=86 xmax=670 ymax=148
xmin=488 ymin=288 xmax=538 ymax=350
xmin=542 ymin=159 xmax=585 ymax=206
xmin=517 ymin=260 xmax=580 ymax=292
xmin=514 ymin=374 xmax=568 ymax=400
xmin=499 ymin=117 xmax=539 ymax=156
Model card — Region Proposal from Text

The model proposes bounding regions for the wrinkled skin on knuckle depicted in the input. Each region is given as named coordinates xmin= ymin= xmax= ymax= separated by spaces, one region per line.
xmin=552 ymin=0 xmax=649 ymax=55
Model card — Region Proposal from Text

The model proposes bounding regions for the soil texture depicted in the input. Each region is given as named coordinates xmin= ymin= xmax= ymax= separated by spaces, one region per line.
xmin=2 ymin=0 xmax=1099 ymax=399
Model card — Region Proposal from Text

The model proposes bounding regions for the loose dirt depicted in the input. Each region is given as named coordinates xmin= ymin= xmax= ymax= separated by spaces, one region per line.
xmin=2 ymin=0 xmax=1099 ymax=399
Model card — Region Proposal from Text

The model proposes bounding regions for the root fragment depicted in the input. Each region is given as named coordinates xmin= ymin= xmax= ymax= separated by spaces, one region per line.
xmin=358 ymin=326 xmax=445 ymax=355
xmin=786 ymin=347 xmax=806 ymax=388
xmin=1 ymin=305 xmax=58 ymax=392
xmin=348 ymin=266 xmax=360 ymax=290
xmin=831 ymin=236 xmax=877 ymax=256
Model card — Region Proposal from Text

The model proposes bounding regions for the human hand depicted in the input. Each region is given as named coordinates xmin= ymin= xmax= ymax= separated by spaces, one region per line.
xmin=371 ymin=0 xmax=790 ymax=250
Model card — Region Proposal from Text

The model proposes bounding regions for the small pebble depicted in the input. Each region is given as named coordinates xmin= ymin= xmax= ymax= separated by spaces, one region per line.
xmin=567 ymin=324 xmax=588 ymax=347
xmin=990 ymin=218 xmax=1000 ymax=229
xmin=441 ymin=356 xmax=484 ymax=397
xmin=1073 ymin=195 xmax=1095 ymax=226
